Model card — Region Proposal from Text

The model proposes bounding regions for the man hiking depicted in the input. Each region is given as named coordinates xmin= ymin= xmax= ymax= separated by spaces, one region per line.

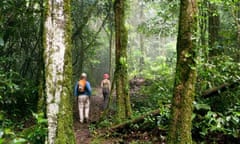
xmin=74 ymin=73 xmax=92 ymax=123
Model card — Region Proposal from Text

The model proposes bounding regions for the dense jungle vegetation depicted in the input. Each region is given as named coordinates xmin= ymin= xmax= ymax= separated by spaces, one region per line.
xmin=0 ymin=0 xmax=240 ymax=143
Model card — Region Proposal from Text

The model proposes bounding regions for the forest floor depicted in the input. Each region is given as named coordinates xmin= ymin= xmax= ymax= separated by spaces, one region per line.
xmin=73 ymin=84 xmax=164 ymax=144
xmin=73 ymin=88 xmax=105 ymax=144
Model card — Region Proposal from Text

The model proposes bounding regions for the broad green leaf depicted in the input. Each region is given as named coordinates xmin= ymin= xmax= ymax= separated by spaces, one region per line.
xmin=0 ymin=37 xmax=4 ymax=46
xmin=12 ymin=138 xmax=27 ymax=144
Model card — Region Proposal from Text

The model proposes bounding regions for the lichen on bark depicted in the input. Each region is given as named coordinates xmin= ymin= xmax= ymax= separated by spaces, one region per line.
xmin=167 ymin=0 xmax=198 ymax=143
xmin=44 ymin=0 xmax=75 ymax=143
xmin=114 ymin=0 xmax=132 ymax=121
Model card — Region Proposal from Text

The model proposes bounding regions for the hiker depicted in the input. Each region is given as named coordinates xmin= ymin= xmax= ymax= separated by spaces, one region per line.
xmin=74 ymin=73 xmax=92 ymax=123
xmin=100 ymin=73 xmax=111 ymax=109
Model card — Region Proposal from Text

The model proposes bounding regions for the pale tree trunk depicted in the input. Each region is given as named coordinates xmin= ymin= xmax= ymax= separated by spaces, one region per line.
xmin=114 ymin=0 xmax=132 ymax=120
xmin=139 ymin=0 xmax=144 ymax=73
xmin=167 ymin=0 xmax=198 ymax=143
xmin=44 ymin=0 xmax=75 ymax=144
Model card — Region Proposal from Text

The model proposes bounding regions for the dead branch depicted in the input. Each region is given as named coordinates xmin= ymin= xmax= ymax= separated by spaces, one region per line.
xmin=108 ymin=79 xmax=240 ymax=132
xmin=202 ymin=79 xmax=240 ymax=98
xmin=110 ymin=109 xmax=160 ymax=132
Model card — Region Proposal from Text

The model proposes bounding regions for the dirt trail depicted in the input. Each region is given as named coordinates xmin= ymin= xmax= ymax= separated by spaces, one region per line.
xmin=73 ymin=88 xmax=103 ymax=144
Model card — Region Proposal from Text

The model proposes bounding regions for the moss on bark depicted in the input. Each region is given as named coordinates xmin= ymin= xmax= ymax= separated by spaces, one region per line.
xmin=167 ymin=0 xmax=198 ymax=144
xmin=114 ymin=0 xmax=132 ymax=121
xmin=44 ymin=0 xmax=75 ymax=143
xmin=55 ymin=0 xmax=75 ymax=144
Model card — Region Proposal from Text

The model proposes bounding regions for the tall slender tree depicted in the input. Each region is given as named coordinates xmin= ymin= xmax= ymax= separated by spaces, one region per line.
xmin=139 ymin=0 xmax=145 ymax=73
xmin=234 ymin=1 xmax=240 ymax=62
xmin=208 ymin=2 xmax=220 ymax=56
xmin=114 ymin=0 xmax=132 ymax=120
xmin=44 ymin=0 xmax=75 ymax=143
xmin=167 ymin=0 xmax=198 ymax=143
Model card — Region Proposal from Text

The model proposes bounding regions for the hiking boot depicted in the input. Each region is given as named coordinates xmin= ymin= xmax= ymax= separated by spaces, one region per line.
xmin=84 ymin=118 xmax=90 ymax=123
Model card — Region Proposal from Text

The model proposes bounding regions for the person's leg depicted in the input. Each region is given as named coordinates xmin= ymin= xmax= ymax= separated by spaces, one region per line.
xmin=78 ymin=96 xmax=84 ymax=123
xmin=102 ymin=92 xmax=106 ymax=109
xmin=103 ymin=89 xmax=109 ymax=109
xmin=104 ymin=92 xmax=109 ymax=109
xmin=84 ymin=96 xmax=90 ymax=122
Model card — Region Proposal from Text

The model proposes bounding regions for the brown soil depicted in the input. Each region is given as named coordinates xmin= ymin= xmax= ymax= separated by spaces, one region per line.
xmin=73 ymin=88 xmax=103 ymax=144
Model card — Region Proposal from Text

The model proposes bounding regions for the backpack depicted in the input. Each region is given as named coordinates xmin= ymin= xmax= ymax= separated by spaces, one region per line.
xmin=78 ymin=80 xmax=86 ymax=93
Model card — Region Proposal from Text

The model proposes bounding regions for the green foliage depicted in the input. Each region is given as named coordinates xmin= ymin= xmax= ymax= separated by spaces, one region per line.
xmin=197 ymin=55 xmax=239 ymax=90
xmin=23 ymin=113 xmax=47 ymax=143
xmin=0 ymin=69 xmax=38 ymax=119
xmin=0 ymin=34 xmax=4 ymax=46
xmin=0 ymin=113 xmax=47 ymax=144
xmin=193 ymin=54 xmax=240 ymax=142
xmin=129 ymin=140 xmax=152 ymax=144
xmin=0 ymin=0 xmax=42 ymax=121
xmin=97 ymin=118 xmax=114 ymax=128
xmin=137 ymin=0 xmax=179 ymax=37
xmin=131 ymin=105 xmax=170 ymax=131
xmin=130 ymin=55 xmax=175 ymax=110
xmin=0 ymin=126 xmax=27 ymax=144
xmin=71 ymin=0 xmax=113 ymax=86
xmin=197 ymin=55 xmax=240 ymax=112
xmin=157 ymin=104 xmax=171 ymax=130
xmin=193 ymin=102 xmax=240 ymax=143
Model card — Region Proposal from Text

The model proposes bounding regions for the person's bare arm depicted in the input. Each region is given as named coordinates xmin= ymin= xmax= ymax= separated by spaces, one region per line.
xmin=108 ymin=80 xmax=111 ymax=91
xmin=100 ymin=80 xmax=104 ymax=88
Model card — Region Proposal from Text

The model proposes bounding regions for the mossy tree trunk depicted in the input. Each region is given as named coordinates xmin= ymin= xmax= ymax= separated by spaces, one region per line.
xmin=38 ymin=0 xmax=46 ymax=113
xmin=167 ymin=0 xmax=197 ymax=144
xmin=114 ymin=0 xmax=132 ymax=120
xmin=208 ymin=2 xmax=220 ymax=57
xmin=44 ymin=0 xmax=75 ymax=144
xmin=198 ymin=0 xmax=207 ymax=56
xmin=236 ymin=2 xmax=240 ymax=62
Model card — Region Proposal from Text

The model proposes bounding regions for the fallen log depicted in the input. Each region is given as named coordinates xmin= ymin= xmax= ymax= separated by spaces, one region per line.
xmin=108 ymin=79 xmax=240 ymax=132
xmin=110 ymin=109 xmax=160 ymax=132
xmin=202 ymin=79 xmax=240 ymax=98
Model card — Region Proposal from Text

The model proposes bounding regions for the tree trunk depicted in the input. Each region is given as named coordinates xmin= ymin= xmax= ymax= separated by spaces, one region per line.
xmin=139 ymin=0 xmax=144 ymax=73
xmin=208 ymin=2 xmax=220 ymax=57
xmin=236 ymin=2 xmax=240 ymax=62
xmin=108 ymin=1 xmax=114 ymax=77
xmin=44 ymin=0 xmax=75 ymax=143
xmin=199 ymin=0 xmax=208 ymax=59
xmin=38 ymin=0 xmax=46 ymax=113
xmin=167 ymin=0 xmax=198 ymax=143
xmin=114 ymin=0 xmax=132 ymax=120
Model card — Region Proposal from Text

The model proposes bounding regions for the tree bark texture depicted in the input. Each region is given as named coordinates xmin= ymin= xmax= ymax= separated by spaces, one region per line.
xmin=208 ymin=2 xmax=220 ymax=56
xmin=44 ymin=0 xmax=75 ymax=143
xmin=114 ymin=0 xmax=132 ymax=120
xmin=199 ymin=0 xmax=207 ymax=47
xmin=167 ymin=0 xmax=198 ymax=144
xmin=236 ymin=2 xmax=240 ymax=62
xmin=38 ymin=0 xmax=46 ymax=113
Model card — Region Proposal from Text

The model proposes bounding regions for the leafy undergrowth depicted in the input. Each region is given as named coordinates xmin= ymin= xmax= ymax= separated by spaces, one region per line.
xmin=0 ymin=112 xmax=47 ymax=144
xmin=92 ymin=73 xmax=240 ymax=144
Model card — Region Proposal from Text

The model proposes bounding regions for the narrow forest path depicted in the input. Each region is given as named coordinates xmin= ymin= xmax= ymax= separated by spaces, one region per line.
xmin=73 ymin=88 xmax=103 ymax=144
